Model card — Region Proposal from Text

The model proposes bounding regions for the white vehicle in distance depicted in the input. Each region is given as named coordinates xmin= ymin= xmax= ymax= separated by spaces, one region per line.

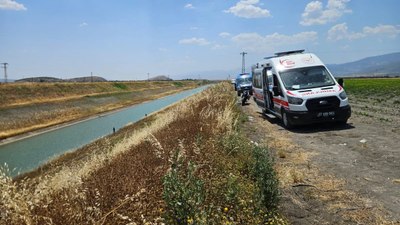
xmin=252 ymin=50 xmax=351 ymax=129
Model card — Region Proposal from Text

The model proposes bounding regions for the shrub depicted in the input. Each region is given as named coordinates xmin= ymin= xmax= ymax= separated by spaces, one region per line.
xmin=252 ymin=146 xmax=280 ymax=211
xmin=163 ymin=150 xmax=205 ymax=224
xmin=219 ymin=133 xmax=248 ymax=156
xmin=112 ymin=82 xmax=128 ymax=90
xmin=173 ymin=82 xmax=184 ymax=87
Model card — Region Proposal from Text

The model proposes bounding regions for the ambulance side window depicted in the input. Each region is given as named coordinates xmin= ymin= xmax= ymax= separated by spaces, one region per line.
xmin=267 ymin=72 xmax=273 ymax=91
xmin=265 ymin=69 xmax=272 ymax=87
xmin=272 ymin=74 xmax=283 ymax=96
xmin=253 ymin=72 xmax=262 ymax=89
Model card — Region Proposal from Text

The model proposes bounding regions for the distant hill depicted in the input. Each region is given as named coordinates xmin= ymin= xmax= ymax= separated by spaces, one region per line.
xmin=16 ymin=77 xmax=63 ymax=82
xmin=327 ymin=52 xmax=400 ymax=77
xmin=149 ymin=75 xmax=172 ymax=81
xmin=67 ymin=76 xmax=107 ymax=82
xmin=16 ymin=76 xmax=107 ymax=82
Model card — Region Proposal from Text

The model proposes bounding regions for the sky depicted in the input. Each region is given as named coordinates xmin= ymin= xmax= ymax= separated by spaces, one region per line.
xmin=1 ymin=0 xmax=399 ymax=80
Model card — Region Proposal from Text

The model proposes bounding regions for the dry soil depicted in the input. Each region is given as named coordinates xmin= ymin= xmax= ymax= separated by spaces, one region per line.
xmin=240 ymin=98 xmax=399 ymax=224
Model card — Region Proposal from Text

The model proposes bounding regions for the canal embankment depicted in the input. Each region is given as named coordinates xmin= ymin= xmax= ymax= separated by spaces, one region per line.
xmin=0 ymin=85 xmax=210 ymax=176
xmin=0 ymin=80 xmax=204 ymax=140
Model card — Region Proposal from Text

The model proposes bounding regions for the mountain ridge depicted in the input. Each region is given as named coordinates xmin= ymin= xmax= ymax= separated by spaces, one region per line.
xmin=326 ymin=52 xmax=400 ymax=77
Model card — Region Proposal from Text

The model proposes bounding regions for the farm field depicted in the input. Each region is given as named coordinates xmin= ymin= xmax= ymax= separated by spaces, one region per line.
xmin=241 ymin=77 xmax=400 ymax=224
xmin=344 ymin=78 xmax=400 ymax=124
xmin=0 ymin=81 xmax=203 ymax=140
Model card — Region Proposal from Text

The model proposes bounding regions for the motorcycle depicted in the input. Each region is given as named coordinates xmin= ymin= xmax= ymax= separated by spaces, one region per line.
xmin=241 ymin=90 xmax=250 ymax=106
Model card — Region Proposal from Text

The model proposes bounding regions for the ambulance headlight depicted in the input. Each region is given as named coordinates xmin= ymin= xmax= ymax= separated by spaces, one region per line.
xmin=287 ymin=96 xmax=303 ymax=105
xmin=339 ymin=91 xmax=348 ymax=100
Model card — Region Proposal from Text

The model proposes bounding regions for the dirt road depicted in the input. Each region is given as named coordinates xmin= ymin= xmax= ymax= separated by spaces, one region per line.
xmin=241 ymin=100 xmax=400 ymax=224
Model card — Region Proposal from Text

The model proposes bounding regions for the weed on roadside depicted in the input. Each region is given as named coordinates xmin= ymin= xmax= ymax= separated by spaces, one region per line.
xmin=163 ymin=150 xmax=206 ymax=224
xmin=252 ymin=146 xmax=280 ymax=211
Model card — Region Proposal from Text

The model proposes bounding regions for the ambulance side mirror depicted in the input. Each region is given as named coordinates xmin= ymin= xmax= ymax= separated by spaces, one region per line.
xmin=338 ymin=78 xmax=344 ymax=87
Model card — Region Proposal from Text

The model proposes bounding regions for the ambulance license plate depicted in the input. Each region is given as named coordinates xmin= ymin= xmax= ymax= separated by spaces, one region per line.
xmin=317 ymin=111 xmax=335 ymax=117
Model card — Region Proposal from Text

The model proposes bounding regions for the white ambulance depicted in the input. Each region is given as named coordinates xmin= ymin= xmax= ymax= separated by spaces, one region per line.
xmin=252 ymin=50 xmax=351 ymax=129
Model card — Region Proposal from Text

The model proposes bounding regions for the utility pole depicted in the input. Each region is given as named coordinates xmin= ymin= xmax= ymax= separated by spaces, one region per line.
xmin=1 ymin=62 xmax=8 ymax=83
xmin=240 ymin=52 xmax=247 ymax=74
xmin=91 ymin=72 xmax=93 ymax=82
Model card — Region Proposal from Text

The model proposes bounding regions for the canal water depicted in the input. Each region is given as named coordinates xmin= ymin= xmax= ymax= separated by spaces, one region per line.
xmin=0 ymin=86 xmax=209 ymax=177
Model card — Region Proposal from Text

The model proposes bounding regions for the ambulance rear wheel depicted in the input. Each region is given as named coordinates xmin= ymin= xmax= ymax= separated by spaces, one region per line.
xmin=282 ymin=111 xmax=293 ymax=129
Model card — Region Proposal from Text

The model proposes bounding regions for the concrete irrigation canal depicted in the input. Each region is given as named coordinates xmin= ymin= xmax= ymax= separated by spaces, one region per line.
xmin=0 ymin=85 xmax=209 ymax=177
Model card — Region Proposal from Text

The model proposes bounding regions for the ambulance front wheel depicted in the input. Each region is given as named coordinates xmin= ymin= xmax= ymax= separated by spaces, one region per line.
xmin=282 ymin=110 xmax=293 ymax=129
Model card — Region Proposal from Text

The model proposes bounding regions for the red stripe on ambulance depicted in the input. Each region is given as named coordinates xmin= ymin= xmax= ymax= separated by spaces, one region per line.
xmin=273 ymin=98 xmax=289 ymax=108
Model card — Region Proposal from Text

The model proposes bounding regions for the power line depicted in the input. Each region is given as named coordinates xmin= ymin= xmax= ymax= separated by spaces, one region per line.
xmin=240 ymin=52 xmax=247 ymax=74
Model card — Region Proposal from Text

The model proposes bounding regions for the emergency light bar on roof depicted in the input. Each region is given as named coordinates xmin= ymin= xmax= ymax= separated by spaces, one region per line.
xmin=274 ymin=49 xmax=305 ymax=57
xmin=263 ymin=56 xmax=275 ymax=60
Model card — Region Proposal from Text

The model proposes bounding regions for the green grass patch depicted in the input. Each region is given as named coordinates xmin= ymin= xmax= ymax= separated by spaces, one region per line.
xmin=173 ymin=81 xmax=184 ymax=87
xmin=342 ymin=78 xmax=400 ymax=97
xmin=112 ymin=82 xmax=128 ymax=90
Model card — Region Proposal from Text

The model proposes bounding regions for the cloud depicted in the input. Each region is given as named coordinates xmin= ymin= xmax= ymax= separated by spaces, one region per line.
xmin=224 ymin=0 xmax=271 ymax=19
xmin=363 ymin=24 xmax=400 ymax=38
xmin=0 ymin=0 xmax=26 ymax=11
xmin=301 ymin=0 xmax=351 ymax=26
xmin=327 ymin=23 xmax=364 ymax=40
xmin=328 ymin=23 xmax=400 ymax=41
xmin=179 ymin=37 xmax=210 ymax=46
xmin=219 ymin=32 xmax=231 ymax=38
xmin=79 ymin=22 xmax=88 ymax=27
xmin=232 ymin=31 xmax=318 ymax=52
xmin=184 ymin=3 xmax=194 ymax=9
xmin=211 ymin=44 xmax=227 ymax=50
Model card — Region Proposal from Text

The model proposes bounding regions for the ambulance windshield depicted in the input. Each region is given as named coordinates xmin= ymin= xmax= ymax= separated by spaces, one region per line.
xmin=280 ymin=66 xmax=335 ymax=90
